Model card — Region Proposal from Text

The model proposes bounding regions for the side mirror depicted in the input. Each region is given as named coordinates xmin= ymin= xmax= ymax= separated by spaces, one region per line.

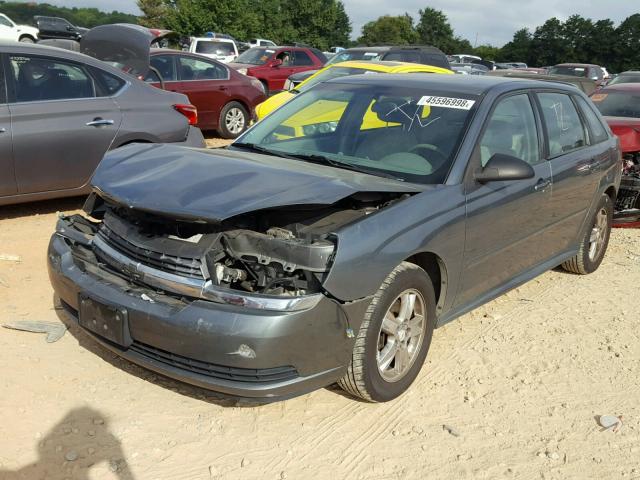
xmin=272 ymin=58 xmax=283 ymax=67
xmin=475 ymin=154 xmax=535 ymax=183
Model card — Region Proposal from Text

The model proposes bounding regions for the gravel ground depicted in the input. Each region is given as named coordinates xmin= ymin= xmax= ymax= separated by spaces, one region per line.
xmin=1 ymin=135 xmax=639 ymax=479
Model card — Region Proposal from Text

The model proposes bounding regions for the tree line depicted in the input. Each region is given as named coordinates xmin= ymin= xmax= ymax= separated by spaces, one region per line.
xmin=2 ymin=1 xmax=639 ymax=72
xmin=0 ymin=1 xmax=137 ymax=28
xmin=138 ymin=0 xmax=351 ymax=51
xmin=499 ymin=14 xmax=640 ymax=72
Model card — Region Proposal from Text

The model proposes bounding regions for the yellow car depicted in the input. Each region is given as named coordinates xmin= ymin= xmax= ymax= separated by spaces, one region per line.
xmin=255 ymin=60 xmax=453 ymax=121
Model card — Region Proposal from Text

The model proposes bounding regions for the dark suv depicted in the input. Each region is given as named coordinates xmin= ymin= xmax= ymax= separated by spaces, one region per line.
xmin=380 ymin=45 xmax=451 ymax=70
xmin=35 ymin=16 xmax=88 ymax=41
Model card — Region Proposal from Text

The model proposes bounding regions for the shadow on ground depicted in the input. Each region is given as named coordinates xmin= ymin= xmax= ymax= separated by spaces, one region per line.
xmin=0 ymin=197 xmax=86 ymax=221
xmin=0 ymin=406 xmax=134 ymax=479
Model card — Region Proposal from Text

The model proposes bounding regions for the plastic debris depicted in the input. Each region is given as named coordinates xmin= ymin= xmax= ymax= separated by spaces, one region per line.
xmin=598 ymin=414 xmax=623 ymax=432
xmin=2 ymin=321 xmax=67 ymax=343
xmin=443 ymin=424 xmax=460 ymax=437
xmin=140 ymin=293 xmax=155 ymax=303
xmin=0 ymin=253 xmax=21 ymax=262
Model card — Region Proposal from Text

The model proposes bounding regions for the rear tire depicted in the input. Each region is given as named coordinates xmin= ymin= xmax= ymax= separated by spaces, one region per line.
xmin=19 ymin=36 xmax=35 ymax=43
xmin=562 ymin=194 xmax=612 ymax=274
xmin=217 ymin=101 xmax=249 ymax=139
xmin=338 ymin=262 xmax=436 ymax=402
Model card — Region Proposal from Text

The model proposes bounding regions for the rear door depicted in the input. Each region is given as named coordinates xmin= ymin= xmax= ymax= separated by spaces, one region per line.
xmin=457 ymin=92 xmax=553 ymax=306
xmin=537 ymin=91 xmax=608 ymax=253
xmin=7 ymin=53 xmax=123 ymax=194
xmin=0 ymin=57 xmax=16 ymax=197
xmin=175 ymin=54 xmax=230 ymax=129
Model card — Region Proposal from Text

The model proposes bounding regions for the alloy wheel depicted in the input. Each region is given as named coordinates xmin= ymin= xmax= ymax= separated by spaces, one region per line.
xmin=225 ymin=108 xmax=246 ymax=135
xmin=377 ymin=289 xmax=426 ymax=382
xmin=588 ymin=207 xmax=608 ymax=261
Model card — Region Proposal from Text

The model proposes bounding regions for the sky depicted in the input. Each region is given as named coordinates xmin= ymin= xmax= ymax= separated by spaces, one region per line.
xmin=12 ymin=0 xmax=640 ymax=47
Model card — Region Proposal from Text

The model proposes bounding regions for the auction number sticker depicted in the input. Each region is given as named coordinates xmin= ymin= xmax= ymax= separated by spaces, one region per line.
xmin=418 ymin=96 xmax=475 ymax=110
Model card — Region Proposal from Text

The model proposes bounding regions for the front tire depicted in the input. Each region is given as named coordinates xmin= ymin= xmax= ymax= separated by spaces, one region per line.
xmin=19 ymin=36 xmax=35 ymax=43
xmin=562 ymin=194 xmax=613 ymax=274
xmin=338 ymin=262 xmax=436 ymax=402
xmin=217 ymin=101 xmax=249 ymax=139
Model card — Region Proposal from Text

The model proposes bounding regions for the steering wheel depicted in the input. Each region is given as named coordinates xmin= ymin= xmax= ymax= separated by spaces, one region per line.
xmin=408 ymin=144 xmax=449 ymax=171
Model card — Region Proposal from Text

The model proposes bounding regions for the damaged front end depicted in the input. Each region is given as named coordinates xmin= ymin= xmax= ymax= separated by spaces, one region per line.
xmin=614 ymin=151 xmax=640 ymax=228
xmin=55 ymin=190 xmax=408 ymax=311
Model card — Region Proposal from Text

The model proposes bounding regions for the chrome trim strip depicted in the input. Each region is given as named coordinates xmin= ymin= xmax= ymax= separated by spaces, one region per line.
xmin=92 ymin=236 xmax=322 ymax=312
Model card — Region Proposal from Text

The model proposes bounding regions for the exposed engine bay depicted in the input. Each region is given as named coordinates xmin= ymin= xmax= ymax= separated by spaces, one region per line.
xmin=59 ymin=191 xmax=410 ymax=300
xmin=615 ymin=151 xmax=640 ymax=226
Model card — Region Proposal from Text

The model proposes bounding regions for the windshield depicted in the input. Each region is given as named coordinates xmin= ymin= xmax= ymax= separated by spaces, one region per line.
xmin=236 ymin=47 xmax=275 ymax=65
xmin=548 ymin=66 xmax=588 ymax=77
xmin=591 ymin=91 xmax=640 ymax=118
xmin=195 ymin=41 xmax=235 ymax=56
xmin=326 ymin=51 xmax=382 ymax=66
xmin=609 ymin=74 xmax=640 ymax=86
xmin=299 ymin=66 xmax=378 ymax=92
xmin=233 ymin=82 xmax=477 ymax=184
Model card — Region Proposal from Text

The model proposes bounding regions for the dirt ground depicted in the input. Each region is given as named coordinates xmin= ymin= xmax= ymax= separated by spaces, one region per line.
xmin=1 ymin=136 xmax=639 ymax=479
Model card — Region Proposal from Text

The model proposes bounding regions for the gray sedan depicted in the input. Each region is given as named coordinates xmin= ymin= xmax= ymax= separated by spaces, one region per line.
xmin=48 ymin=74 xmax=621 ymax=402
xmin=0 ymin=41 xmax=205 ymax=206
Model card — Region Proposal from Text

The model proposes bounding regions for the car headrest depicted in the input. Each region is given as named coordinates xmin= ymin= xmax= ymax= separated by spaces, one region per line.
xmin=372 ymin=99 xmax=416 ymax=124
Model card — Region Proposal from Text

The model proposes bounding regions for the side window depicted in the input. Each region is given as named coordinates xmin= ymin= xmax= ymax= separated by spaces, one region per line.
xmin=575 ymin=96 xmax=609 ymax=144
xmin=538 ymin=92 xmax=587 ymax=156
xmin=293 ymin=51 xmax=314 ymax=66
xmin=276 ymin=51 xmax=292 ymax=66
xmin=10 ymin=55 xmax=94 ymax=102
xmin=178 ymin=56 xmax=227 ymax=80
xmin=89 ymin=67 xmax=126 ymax=97
xmin=145 ymin=55 xmax=176 ymax=82
xmin=0 ymin=16 xmax=13 ymax=27
xmin=479 ymin=94 xmax=541 ymax=166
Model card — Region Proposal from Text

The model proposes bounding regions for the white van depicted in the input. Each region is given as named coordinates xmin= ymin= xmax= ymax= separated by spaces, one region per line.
xmin=189 ymin=37 xmax=238 ymax=63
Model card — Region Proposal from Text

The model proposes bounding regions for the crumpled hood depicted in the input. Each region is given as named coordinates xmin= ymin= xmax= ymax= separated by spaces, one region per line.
xmin=92 ymin=144 xmax=422 ymax=222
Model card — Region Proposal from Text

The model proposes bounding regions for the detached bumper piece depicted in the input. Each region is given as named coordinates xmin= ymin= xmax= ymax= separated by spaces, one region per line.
xmin=48 ymin=216 xmax=370 ymax=399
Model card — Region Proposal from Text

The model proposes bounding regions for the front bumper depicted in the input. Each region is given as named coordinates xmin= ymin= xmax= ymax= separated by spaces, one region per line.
xmin=48 ymin=234 xmax=370 ymax=399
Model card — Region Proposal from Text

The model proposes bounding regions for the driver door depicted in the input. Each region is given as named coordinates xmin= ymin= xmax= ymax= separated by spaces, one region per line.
xmin=456 ymin=92 xmax=554 ymax=307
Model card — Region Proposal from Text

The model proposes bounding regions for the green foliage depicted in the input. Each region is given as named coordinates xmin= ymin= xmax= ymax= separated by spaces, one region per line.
xmin=358 ymin=14 xmax=417 ymax=45
xmin=0 ymin=1 xmax=137 ymax=28
xmin=415 ymin=7 xmax=453 ymax=51
xmin=498 ymin=14 xmax=640 ymax=71
xmin=145 ymin=0 xmax=350 ymax=50
xmin=137 ymin=0 xmax=168 ymax=28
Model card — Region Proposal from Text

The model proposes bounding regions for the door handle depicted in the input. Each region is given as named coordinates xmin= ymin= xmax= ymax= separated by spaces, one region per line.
xmin=86 ymin=119 xmax=114 ymax=127
xmin=219 ymin=86 xmax=227 ymax=91
xmin=534 ymin=179 xmax=551 ymax=192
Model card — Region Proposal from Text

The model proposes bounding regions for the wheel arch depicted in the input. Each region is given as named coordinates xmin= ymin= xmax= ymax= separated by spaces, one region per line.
xmin=604 ymin=185 xmax=617 ymax=202
xmin=404 ymin=251 xmax=448 ymax=316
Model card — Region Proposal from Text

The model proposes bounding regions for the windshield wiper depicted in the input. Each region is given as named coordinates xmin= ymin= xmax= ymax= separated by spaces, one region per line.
xmin=285 ymin=152 xmax=405 ymax=181
xmin=231 ymin=142 xmax=284 ymax=156
xmin=232 ymin=143 xmax=404 ymax=181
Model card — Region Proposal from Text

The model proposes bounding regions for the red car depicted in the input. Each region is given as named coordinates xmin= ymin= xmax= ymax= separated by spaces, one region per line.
xmin=228 ymin=46 xmax=327 ymax=94
xmin=591 ymin=83 xmax=640 ymax=227
xmin=146 ymin=50 xmax=267 ymax=138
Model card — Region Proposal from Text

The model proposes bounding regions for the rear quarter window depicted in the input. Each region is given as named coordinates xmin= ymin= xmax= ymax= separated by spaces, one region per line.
xmin=90 ymin=67 xmax=127 ymax=97
xmin=575 ymin=96 xmax=609 ymax=144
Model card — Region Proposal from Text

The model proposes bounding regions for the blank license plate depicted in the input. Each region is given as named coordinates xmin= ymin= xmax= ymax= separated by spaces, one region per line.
xmin=78 ymin=294 xmax=131 ymax=347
